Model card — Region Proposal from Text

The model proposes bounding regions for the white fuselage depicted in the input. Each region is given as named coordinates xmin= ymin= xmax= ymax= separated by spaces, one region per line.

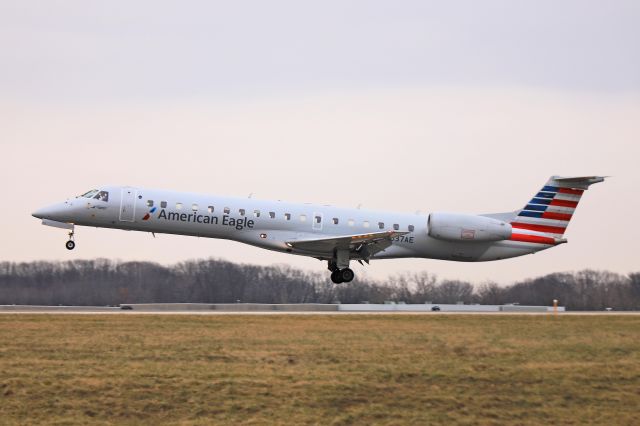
xmin=33 ymin=185 xmax=549 ymax=264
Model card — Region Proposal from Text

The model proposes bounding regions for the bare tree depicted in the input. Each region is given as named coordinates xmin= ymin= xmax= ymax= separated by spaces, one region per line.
xmin=0 ymin=260 xmax=638 ymax=309
xmin=433 ymin=280 xmax=473 ymax=304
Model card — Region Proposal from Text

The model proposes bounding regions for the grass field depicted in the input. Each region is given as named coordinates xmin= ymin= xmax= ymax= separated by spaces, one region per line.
xmin=0 ymin=314 xmax=639 ymax=425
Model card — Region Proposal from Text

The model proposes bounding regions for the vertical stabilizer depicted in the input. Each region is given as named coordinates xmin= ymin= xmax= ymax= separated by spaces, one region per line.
xmin=510 ymin=176 xmax=605 ymax=244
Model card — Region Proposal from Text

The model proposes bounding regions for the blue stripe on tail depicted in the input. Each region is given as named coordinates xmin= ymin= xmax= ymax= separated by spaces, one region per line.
xmin=524 ymin=204 xmax=548 ymax=211
xmin=529 ymin=197 xmax=552 ymax=205
xmin=535 ymin=192 xmax=555 ymax=199
xmin=518 ymin=211 xmax=543 ymax=218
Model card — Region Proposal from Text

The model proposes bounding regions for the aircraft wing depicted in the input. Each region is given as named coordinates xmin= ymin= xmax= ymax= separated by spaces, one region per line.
xmin=286 ymin=230 xmax=409 ymax=261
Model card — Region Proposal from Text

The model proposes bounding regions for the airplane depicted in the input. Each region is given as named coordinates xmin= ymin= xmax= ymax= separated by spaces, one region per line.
xmin=32 ymin=175 xmax=605 ymax=284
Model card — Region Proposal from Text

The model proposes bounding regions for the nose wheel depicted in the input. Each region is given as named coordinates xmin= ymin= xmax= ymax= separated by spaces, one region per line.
xmin=65 ymin=231 xmax=75 ymax=250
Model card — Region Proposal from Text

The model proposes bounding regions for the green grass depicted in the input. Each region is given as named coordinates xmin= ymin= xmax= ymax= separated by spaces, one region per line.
xmin=0 ymin=314 xmax=639 ymax=425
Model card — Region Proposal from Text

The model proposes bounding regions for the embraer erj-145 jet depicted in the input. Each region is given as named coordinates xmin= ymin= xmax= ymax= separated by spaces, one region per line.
xmin=33 ymin=176 xmax=605 ymax=284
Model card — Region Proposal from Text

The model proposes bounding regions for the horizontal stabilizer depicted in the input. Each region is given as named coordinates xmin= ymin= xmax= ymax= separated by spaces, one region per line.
xmin=552 ymin=176 xmax=607 ymax=189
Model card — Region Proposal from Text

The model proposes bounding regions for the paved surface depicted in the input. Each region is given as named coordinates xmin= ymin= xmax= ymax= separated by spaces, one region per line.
xmin=0 ymin=303 xmax=561 ymax=313
xmin=0 ymin=306 xmax=638 ymax=315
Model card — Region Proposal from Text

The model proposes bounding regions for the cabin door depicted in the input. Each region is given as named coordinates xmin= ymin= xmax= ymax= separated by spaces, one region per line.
xmin=119 ymin=188 xmax=137 ymax=222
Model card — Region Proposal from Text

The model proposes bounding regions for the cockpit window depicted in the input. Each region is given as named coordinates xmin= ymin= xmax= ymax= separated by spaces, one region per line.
xmin=80 ymin=189 xmax=99 ymax=198
xmin=92 ymin=191 xmax=109 ymax=202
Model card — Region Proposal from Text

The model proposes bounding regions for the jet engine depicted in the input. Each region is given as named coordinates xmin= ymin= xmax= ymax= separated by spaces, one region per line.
xmin=427 ymin=213 xmax=512 ymax=242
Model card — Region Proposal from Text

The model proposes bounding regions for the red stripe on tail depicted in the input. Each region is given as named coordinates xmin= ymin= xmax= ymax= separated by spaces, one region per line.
xmin=511 ymin=222 xmax=566 ymax=234
xmin=550 ymin=199 xmax=579 ymax=208
xmin=558 ymin=188 xmax=584 ymax=195
xmin=542 ymin=211 xmax=573 ymax=221
xmin=510 ymin=234 xmax=556 ymax=245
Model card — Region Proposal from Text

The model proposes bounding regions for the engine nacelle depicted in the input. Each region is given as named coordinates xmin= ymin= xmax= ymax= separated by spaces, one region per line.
xmin=427 ymin=213 xmax=512 ymax=242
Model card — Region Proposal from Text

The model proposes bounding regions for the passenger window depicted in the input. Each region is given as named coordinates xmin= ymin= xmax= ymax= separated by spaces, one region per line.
xmin=315 ymin=215 xmax=322 ymax=224
xmin=348 ymin=219 xmax=354 ymax=226
xmin=378 ymin=222 xmax=384 ymax=229
xmin=176 ymin=203 xmax=183 ymax=210
xmin=254 ymin=210 xmax=260 ymax=218
xmin=269 ymin=211 xmax=276 ymax=219
xmin=192 ymin=203 xmax=198 ymax=211
xmin=300 ymin=214 xmax=307 ymax=222
xmin=333 ymin=218 xmax=339 ymax=225
xmin=208 ymin=206 xmax=214 ymax=213
xmin=161 ymin=201 xmax=167 ymax=208
xmin=224 ymin=207 xmax=230 ymax=214
xmin=363 ymin=221 xmax=370 ymax=228
xmin=284 ymin=213 xmax=291 ymax=220
xmin=408 ymin=225 xmax=415 ymax=232
xmin=146 ymin=200 xmax=154 ymax=207
xmin=239 ymin=209 xmax=245 ymax=216
xmin=393 ymin=224 xmax=399 ymax=231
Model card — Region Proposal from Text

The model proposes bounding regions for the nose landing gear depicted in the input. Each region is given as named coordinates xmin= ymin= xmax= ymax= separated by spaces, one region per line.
xmin=65 ymin=231 xmax=75 ymax=250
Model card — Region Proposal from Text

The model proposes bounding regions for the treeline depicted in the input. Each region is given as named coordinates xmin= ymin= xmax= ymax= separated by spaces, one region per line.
xmin=0 ymin=259 xmax=638 ymax=310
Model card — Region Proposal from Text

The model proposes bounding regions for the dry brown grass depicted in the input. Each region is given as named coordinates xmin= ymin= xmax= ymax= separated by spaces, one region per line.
xmin=0 ymin=314 xmax=639 ymax=425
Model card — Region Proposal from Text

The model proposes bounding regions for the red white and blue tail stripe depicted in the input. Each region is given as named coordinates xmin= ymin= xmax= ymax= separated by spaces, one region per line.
xmin=510 ymin=176 xmax=605 ymax=245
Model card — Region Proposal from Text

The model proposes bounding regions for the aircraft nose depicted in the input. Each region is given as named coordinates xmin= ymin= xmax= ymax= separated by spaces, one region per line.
xmin=32 ymin=206 xmax=53 ymax=219
xmin=32 ymin=203 xmax=68 ymax=220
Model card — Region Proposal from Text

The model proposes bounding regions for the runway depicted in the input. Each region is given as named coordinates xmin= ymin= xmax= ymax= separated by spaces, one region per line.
xmin=0 ymin=305 xmax=638 ymax=315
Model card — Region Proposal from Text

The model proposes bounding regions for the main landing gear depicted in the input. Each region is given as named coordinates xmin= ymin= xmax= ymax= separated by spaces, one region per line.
xmin=330 ymin=268 xmax=354 ymax=284
xmin=328 ymin=250 xmax=355 ymax=284
xmin=65 ymin=230 xmax=75 ymax=250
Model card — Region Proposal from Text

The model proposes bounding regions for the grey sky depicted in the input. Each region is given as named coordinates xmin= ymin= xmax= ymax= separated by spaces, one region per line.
xmin=1 ymin=1 xmax=639 ymax=101
xmin=1 ymin=1 xmax=639 ymax=283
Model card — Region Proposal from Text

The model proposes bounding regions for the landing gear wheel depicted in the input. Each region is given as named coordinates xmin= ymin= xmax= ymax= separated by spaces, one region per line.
xmin=330 ymin=270 xmax=344 ymax=284
xmin=340 ymin=268 xmax=355 ymax=283
xmin=65 ymin=240 xmax=76 ymax=250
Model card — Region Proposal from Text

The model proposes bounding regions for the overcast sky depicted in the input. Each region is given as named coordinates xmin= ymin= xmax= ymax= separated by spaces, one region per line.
xmin=1 ymin=1 xmax=638 ymax=283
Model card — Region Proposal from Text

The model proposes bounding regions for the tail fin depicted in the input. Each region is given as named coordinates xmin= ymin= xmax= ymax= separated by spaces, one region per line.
xmin=511 ymin=176 xmax=606 ymax=243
